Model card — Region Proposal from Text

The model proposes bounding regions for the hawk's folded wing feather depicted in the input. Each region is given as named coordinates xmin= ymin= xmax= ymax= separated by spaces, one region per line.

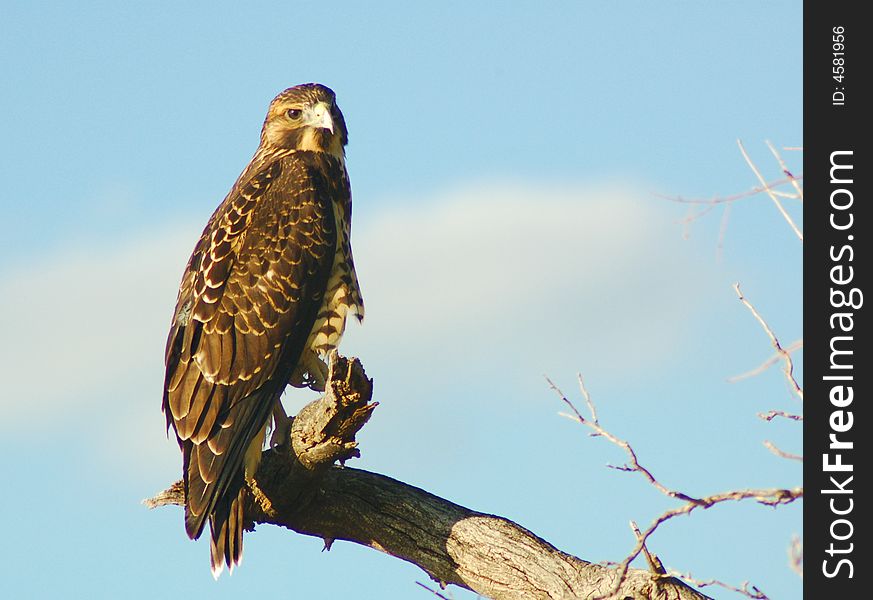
xmin=162 ymin=151 xmax=342 ymax=539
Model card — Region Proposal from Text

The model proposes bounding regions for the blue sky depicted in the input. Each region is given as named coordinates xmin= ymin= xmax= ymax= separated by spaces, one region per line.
xmin=1 ymin=2 xmax=802 ymax=599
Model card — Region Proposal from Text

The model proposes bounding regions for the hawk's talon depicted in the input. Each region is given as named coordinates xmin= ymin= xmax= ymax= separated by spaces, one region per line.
xmin=305 ymin=352 xmax=329 ymax=392
xmin=269 ymin=401 xmax=293 ymax=450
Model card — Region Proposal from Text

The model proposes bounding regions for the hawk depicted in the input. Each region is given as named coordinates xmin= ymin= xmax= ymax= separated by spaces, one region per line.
xmin=162 ymin=83 xmax=363 ymax=576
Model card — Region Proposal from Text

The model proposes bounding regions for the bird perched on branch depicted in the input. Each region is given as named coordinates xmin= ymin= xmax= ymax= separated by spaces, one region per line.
xmin=162 ymin=83 xmax=364 ymax=576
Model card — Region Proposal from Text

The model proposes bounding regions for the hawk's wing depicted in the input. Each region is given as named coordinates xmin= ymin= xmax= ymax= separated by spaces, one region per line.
xmin=162 ymin=151 xmax=344 ymax=540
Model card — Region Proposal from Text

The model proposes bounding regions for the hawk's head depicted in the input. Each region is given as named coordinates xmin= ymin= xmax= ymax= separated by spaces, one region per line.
xmin=261 ymin=83 xmax=348 ymax=159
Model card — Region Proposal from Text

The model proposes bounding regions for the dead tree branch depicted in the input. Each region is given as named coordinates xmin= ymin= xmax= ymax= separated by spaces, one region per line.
xmin=147 ymin=355 xmax=710 ymax=600
xmin=665 ymin=571 xmax=770 ymax=600
xmin=733 ymin=283 xmax=803 ymax=402
xmin=757 ymin=410 xmax=803 ymax=422
xmin=728 ymin=339 xmax=803 ymax=384
xmin=736 ymin=140 xmax=803 ymax=242
xmin=654 ymin=176 xmax=803 ymax=206
xmin=659 ymin=141 xmax=803 ymax=249
xmin=765 ymin=140 xmax=803 ymax=202
xmin=549 ymin=377 xmax=802 ymax=599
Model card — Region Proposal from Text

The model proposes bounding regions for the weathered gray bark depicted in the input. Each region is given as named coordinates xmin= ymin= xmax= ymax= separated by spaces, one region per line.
xmin=148 ymin=355 xmax=710 ymax=600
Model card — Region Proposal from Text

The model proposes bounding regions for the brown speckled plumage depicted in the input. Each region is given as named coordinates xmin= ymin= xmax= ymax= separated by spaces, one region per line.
xmin=162 ymin=84 xmax=362 ymax=576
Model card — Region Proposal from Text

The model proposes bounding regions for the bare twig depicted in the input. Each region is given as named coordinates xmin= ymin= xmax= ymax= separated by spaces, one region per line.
xmin=655 ymin=175 xmax=803 ymax=206
xmin=766 ymin=140 xmax=803 ymax=202
xmin=729 ymin=339 xmax=803 ymax=383
xmin=546 ymin=377 xmax=588 ymax=429
xmin=552 ymin=378 xmax=698 ymax=504
xmin=416 ymin=581 xmax=454 ymax=599
xmin=763 ymin=440 xmax=803 ymax=461
xmin=577 ymin=374 xmax=599 ymax=424
xmin=788 ymin=535 xmax=803 ymax=578
xmin=676 ymin=202 xmax=718 ymax=240
xmin=630 ymin=520 xmax=665 ymax=576
xmin=737 ymin=139 xmax=803 ymax=241
xmin=666 ymin=571 xmax=770 ymax=600
xmin=733 ymin=283 xmax=803 ymax=401
xmin=758 ymin=410 xmax=803 ymax=422
xmin=716 ymin=202 xmax=732 ymax=261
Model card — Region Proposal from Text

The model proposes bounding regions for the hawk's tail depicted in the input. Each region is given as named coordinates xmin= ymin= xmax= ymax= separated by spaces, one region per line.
xmin=208 ymin=487 xmax=246 ymax=579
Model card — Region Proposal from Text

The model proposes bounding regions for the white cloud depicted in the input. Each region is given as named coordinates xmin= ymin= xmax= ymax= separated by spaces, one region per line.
xmin=341 ymin=181 xmax=711 ymax=381
xmin=0 ymin=225 xmax=196 ymax=422
xmin=0 ymin=180 xmax=715 ymax=475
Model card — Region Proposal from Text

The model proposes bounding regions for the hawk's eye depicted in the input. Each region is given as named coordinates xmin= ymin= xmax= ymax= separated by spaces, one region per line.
xmin=286 ymin=108 xmax=303 ymax=120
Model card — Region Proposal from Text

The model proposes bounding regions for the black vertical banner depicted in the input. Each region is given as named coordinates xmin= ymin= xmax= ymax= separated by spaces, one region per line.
xmin=804 ymin=2 xmax=868 ymax=598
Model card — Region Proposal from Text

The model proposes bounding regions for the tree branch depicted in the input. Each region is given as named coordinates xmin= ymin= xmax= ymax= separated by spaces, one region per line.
xmin=736 ymin=139 xmax=803 ymax=242
xmin=548 ymin=375 xmax=801 ymax=599
xmin=147 ymin=355 xmax=710 ymax=600
xmin=733 ymin=283 xmax=803 ymax=402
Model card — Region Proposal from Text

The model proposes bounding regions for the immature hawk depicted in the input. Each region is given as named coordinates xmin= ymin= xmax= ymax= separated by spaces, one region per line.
xmin=162 ymin=83 xmax=363 ymax=576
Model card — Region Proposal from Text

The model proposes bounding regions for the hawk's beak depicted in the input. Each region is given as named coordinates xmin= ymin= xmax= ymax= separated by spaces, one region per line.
xmin=307 ymin=102 xmax=334 ymax=133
